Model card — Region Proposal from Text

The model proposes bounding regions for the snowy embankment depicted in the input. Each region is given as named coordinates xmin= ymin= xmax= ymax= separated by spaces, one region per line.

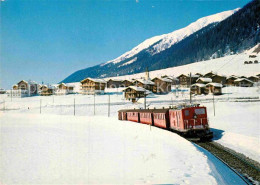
xmin=0 ymin=112 xmax=245 ymax=184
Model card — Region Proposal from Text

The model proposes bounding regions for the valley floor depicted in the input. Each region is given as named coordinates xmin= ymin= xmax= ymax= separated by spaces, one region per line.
xmin=0 ymin=86 xmax=259 ymax=184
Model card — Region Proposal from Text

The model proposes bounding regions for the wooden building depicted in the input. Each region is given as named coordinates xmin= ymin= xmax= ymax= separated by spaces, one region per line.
xmin=13 ymin=84 xmax=18 ymax=90
xmin=17 ymin=80 xmax=28 ymax=90
xmin=132 ymin=79 xmax=155 ymax=92
xmin=247 ymin=76 xmax=259 ymax=83
xmin=203 ymin=72 xmax=216 ymax=78
xmin=205 ymin=83 xmax=223 ymax=95
xmin=196 ymin=77 xmax=212 ymax=84
xmin=190 ymin=83 xmax=206 ymax=95
xmin=177 ymin=74 xmax=199 ymax=87
xmin=107 ymin=79 xmax=123 ymax=88
xmin=234 ymin=78 xmax=254 ymax=87
xmin=211 ymin=74 xmax=226 ymax=84
xmin=39 ymin=85 xmax=54 ymax=96
xmin=226 ymin=76 xmax=238 ymax=86
xmin=122 ymin=80 xmax=133 ymax=87
xmin=122 ymin=86 xmax=147 ymax=102
xmin=13 ymin=80 xmax=39 ymax=96
xmin=152 ymin=77 xmax=172 ymax=94
xmin=161 ymin=75 xmax=179 ymax=85
xmin=81 ymin=78 xmax=106 ymax=94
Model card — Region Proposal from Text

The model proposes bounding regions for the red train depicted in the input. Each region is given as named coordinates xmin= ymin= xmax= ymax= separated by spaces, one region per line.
xmin=118 ymin=104 xmax=213 ymax=140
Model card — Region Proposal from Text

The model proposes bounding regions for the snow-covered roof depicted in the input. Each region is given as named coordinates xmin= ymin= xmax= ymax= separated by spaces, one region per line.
xmin=227 ymin=75 xmax=238 ymax=80
xmin=153 ymin=77 xmax=172 ymax=83
xmin=248 ymin=76 xmax=259 ymax=79
xmin=81 ymin=78 xmax=107 ymax=83
xmin=191 ymin=83 xmax=206 ymax=88
xmin=107 ymin=79 xmax=123 ymax=82
xmin=234 ymin=78 xmax=254 ymax=83
xmin=123 ymin=86 xmax=147 ymax=92
xmin=206 ymin=83 xmax=223 ymax=87
xmin=134 ymin=79 xmax=155 ymax=85
xmin=196 ymin=77 xmax=212 ymax=83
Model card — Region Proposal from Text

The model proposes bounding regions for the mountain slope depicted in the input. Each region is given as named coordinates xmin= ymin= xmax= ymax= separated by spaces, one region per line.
xmin=61 ymin=0 xmax=260 ymax=83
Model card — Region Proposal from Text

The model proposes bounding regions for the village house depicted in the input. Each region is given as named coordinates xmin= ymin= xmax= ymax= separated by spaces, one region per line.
xmin=12 ymin=80 xmax=40 ymax=96
xmin=234 ymin=78 xmax=254 ymax=87
xmin=203 ymin=72 xmax=216 ymax=78
xmin=196 ymin=77 xmax=212 ymax=84
xmin=190 ymin=83 xmax=206 ymax=95
xmin=161 ymin=75 xmax=179 ymax=85
xmin=226 ymin=76 xmax=238 ymax=86
xmin=177 ymin=74 xmax=199 ymax=87
xmin=195 ymin=73 xmax=203 ymax=77
xmin=205 ymin=83 xmax=223 ymax=95
xmin=39 ymin=85 xmax=54 ymax=96
xmin=247 ymin=76 xmax=259 ymax=83
xmin=132 ymin=78 xmax=155 ymax=92
xmin=122 ymin=86 xmax=148 ymax=102
xmin=106 ymin=79 xmax=123 ymax=88
xmin=121 ymin=80 xmax=133 ymax=87
xmin=256 ymin=74 xmax=260 ymax=78
xmin=152 ymin=77 xmax=172 ymax=94
xmin=211 ymin=74 xmax=226 ymax=85
xmin=81 ymin=78 xmax=106 ymax=95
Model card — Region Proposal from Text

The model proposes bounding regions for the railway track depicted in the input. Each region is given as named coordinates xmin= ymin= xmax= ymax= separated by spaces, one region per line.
xmin=192 ymin=140 xmax=260 ymax=185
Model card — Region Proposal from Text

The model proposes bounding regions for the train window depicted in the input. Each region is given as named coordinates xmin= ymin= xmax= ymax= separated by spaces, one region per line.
xmin=195 ymin=108 xmax=205 ymax=115
xmin=185 ymin=110 xmax=189 ymax=116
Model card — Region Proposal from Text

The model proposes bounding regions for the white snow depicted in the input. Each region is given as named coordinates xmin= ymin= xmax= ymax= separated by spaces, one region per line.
xmin=0 ymin=87 xmax=256 ymax=184
xmin=101 ymin=9 xmax=238 ymax=66
xmin=118 ymin=57 xmax=137 ymax=67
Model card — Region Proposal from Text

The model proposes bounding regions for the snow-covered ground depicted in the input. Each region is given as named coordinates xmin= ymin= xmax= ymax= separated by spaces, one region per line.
xmin=0 ymin=86 xmax=259 ymax=184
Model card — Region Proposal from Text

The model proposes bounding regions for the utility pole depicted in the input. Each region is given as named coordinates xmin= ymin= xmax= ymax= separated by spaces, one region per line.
xmin=108 ymin=95 xmax=110 ymax=117
xmin=189 ymin=72 xmax=192 ymax=104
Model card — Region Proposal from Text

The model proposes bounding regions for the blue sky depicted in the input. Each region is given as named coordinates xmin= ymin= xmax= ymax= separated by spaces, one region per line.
xmin=0 ymin=0 xmax=251 ymax=88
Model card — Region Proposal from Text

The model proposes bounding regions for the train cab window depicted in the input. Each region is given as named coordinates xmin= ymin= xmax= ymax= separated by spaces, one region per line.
xmin=184 ymin=110 xmax=189 ymax=116
xmin=195 ymin=108 xmax=205 ymax=115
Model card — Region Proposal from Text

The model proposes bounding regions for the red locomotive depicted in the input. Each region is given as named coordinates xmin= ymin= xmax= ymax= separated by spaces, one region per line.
xmin=118 ymin=104 xmax=213 ymax=140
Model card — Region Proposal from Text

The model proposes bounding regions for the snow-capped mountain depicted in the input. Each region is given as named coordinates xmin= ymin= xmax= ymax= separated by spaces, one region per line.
xmin=61 ymin=0 xmax=260 ymax=83
xmin=102 ymin=9 xmax=238 ymax=67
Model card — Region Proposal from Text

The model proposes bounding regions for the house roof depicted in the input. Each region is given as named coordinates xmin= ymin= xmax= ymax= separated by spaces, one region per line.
xmin=248 ymin=76 xmax=259 ymax=79
xmin=123 ymin=86 xmax=147 ymax=92
xmin=227 ymin=75 xmax=238 ymax=80
xmin=152 ymin=77 xmax=172 ymax=83
xmin=18 ymin=80 xmax=28 ymax=84
xmin=191 ymin=83 xmax=206 ymax=88
xmin=81 ymin=78 xmax=106 ymax=83
xmin=196 ymin=77 xmax=212 ymax=83
xmin=206 ymin=83 xmax=223 ymax=87
xmin=134 ymin=79 xmax=155 ymax=85
xmin=234 ymin=78 xmax=254 ymax=83
xmin=107 ymin=79 xmax=123 ymax=82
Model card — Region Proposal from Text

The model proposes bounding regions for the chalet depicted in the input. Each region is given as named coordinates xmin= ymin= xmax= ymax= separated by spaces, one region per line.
xmin=121 ymin=80 xmax=133 ymax=87
xmin=244 ymin=61 xmax=249 ymax=64
xmin=247 ymin=76 xmax=259 ymax=83
xmin=190 ymin=83 xmax=206 ymax=95
xmin=249 ymin=54 xmax=257 ymax=58
xmin=226 ymin=76 xmax=238 ymax=86
xmin=122 ymin=86 xmax=148 ymax=102
xmin=161 ymin=75 xmax=179 ymax=85
xmin=256 ymin=74 xmax=260 ymax=78
xmin=254 ymin=60 xmax=258 ymax=64
xmin=18 ymin=80 xmax=28 ymax=90
xmin=196 ymin=77 xmax=212 ymax=84
xmin=248 ymin=61 xmax=253 ymax=64
xmin=234 ymin=78 xmax=254 ymax=87
xmin=205 ymin=83 xmax=223 ymax=95
xmin=211 ymin=74 xmax=226 ymax=85
xmin=81 ymin=78 xmax=106 ymax=95
xmin=107 ymin=79 xmax=123 ymax=88
xmin=195 ymin=73 xmax=203 ymax=77
xmin=13 ymin=84 xmax=18 ymax=90
xmin=67 ymin=84 xmax=75 ymax=94
xmin=39 ymin=85 xmax=54 ymax=96
xmin=177 ymin=74 xmax=199 ymax=87
xmin=203 ymin=72 xmax=216 ymax=78
xmin=132 ymin=78 xmax=155 ymax=92
xmin=152 ymin=77 xmax=172 ymax=94
xmin=55 ymin=83 xmax=68 ymax=95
